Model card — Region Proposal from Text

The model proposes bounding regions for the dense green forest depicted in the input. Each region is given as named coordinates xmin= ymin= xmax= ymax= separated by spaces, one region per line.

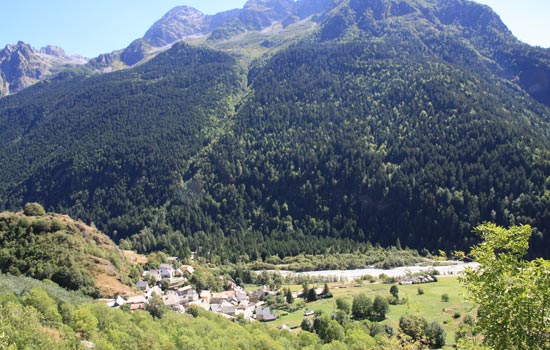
xmin=1 ymin=0 xmax=550 ymax=260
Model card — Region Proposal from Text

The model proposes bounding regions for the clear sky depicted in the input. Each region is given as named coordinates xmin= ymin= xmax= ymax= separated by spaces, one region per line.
xmin=0 ymin=0 xmax=548 ymax=58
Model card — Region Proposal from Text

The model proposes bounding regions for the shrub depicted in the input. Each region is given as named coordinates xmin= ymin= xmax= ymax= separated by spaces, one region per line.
xmin=390 ymin=285 xmax=399 ymax=299
xmin=186 ymin=304 xmax=200 ymax=318
xmin=51 ymin=219 xmax=65 ymax=232
xmin=23 ymin=203 xmax=46 ymax=216
xmin=441 ymin=293 xmax=450 ymax=302
xmin=425 ymin=321 xmax=446 ymax=348
xmin=417 ymin=287 xmax=424 ymax=295
xmin=307 ymin=288 xmax=318 ymax=302
xmin=372 ymin=295 xmax=389 ymax=318
xmin=31 ymin=218 xmax=52 ymax=233
xmin=453 ymin=312 xmax=461 ymax=319
xmin=369 ymin=322 xmax=385 ymax=337
xmin=301 ymin=317 xmax=314 ymax=332
xmin=463 ymin=314 xmax=475 ymax=326
xmin=352 ymin=294 xmax=372 ymax=319
xmin=335 ymin=297 xmax=351 ymax=314
xmin=399 ymin=314 xmax=427 ymax=340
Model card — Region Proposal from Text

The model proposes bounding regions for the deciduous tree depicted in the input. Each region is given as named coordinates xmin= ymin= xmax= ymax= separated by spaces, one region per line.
xmin=460 ymin=223 xmax=550 ymax=350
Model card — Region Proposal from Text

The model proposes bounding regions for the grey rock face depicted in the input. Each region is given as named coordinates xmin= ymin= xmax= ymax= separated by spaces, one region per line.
xmin=0 ymin=41 xmax=86 ymax=96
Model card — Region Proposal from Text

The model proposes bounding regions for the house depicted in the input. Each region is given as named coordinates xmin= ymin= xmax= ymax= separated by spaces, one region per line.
xmin=176 ymin=285 xmax=194 ymax=296
xmin=248 ymin=286 xmax=269 ymax=303
xmin=136 ymin=281 xmax=149 ymax=291
xmin=182 ymin=265 xmax=195 ymax=276
xmin=146 ymin=286 xmax=163 ymax=299
xmin=106 ymin=295 xmax=126 ymax=308
xmin=211 ymin=291 xmax=235 ymax=305
xmin=126 ymin=295 xmax=147 ymax=310
xmin=256 ymin=307 xmax=277 ymax=322
xmin=163 ymin=293 xmax=183 ymax=310
xmin=221 ymin=301 xmax=236 ymax=315
xmin=143 ymin=269 xmax=162 ymax=282
xmin=304 ymin=309 xmax=315 ymax=316
xmin=236 ymin=302 xmax=257 ymax=320
xmin=234 ymin=287 xmax=248 ymax=302
xmin=210 ymin=304 xmax=222 ymax=313
xmin=159 ymin=264 xmax=175 ymax=280
xmin=200 ymin=290 xmax=211 ymax=303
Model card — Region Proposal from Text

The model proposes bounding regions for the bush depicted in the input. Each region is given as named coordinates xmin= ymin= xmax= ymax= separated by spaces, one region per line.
xmin=399 ymin=314 xmax=427 ymax=340
xmin=51 ymin=219 xmax=65 ymax=232
xmin=390 ymin=285 xmax=399 ymax=299
xmin=352 ymin=294 xmax=372 ymax=319
xmin=453 ymin=312 xmax=461 ymax=319
xmin=368 ymin=322 xmax=385 ymax=337
xmin=372 ymin=295 xmax=389 ymax=318
xmin=307 ymin=288 xmax=318 ymax=302
xmin=417 ymin=287 xmax=424 ymax=295
xmin=186 ymin=304 xmax=200 ymax=318
xmin=31 ymin=218 xmax=52 ymax=233
xmin=23 ymin=203 xmax=46 ymax=216
xmin=463 ymin=314 xmax=475 ymax=326
xmin=425 ymin=320 xmax=446 ymax=348
xmin=335 ymin=297 xmax=351 ymax=314
xmin=441 ymin=293 xmax=450 ymax=302
xmin=301 ymin=317 xmax=314 ymax=332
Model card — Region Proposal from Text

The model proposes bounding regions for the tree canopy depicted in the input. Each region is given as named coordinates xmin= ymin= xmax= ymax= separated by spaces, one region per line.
xmin=460 ymin=223 xmax=550 ymax=350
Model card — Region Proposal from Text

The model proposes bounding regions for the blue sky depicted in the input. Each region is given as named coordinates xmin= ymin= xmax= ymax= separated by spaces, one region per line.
xmin=0 ymin=0 xmax=548 ymax=58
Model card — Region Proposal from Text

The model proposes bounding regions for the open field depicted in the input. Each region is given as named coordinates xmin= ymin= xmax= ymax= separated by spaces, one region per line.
xmin=269 ymin=276 xmax=474 ymax=347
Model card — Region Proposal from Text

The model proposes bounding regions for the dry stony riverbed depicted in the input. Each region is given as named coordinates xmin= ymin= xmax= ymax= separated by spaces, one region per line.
xmin=276 ymin=261 xmax=479 ymax=281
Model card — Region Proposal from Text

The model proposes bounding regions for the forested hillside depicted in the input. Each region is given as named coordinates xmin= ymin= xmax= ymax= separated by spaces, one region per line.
xmin=0 ymin=204 xmax=140 ymax=297
xmin=1 ymin=0 xmax=550 ymax=260
xmin=0 ymin=43 xmax=246 ymax=254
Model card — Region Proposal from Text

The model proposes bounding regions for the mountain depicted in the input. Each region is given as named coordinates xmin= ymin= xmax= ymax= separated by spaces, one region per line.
xmin=0 ymin=41 xmax=87 ymax=96
xmin=0 ymin=0 xmax=550 ymax=261
xmin=143 ymin=0 xmax=335 ymax=46
xmin=88 ymin=0 xmax=336 ymax=71
xmin=0 ymin=204 xmax=140 ymax=297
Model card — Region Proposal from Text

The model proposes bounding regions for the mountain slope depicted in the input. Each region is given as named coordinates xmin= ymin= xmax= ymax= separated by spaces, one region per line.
xmin=0 ymin=42 xmax=246 ymax=251
xmin=0 ymin=0 xmax=549 ymax=259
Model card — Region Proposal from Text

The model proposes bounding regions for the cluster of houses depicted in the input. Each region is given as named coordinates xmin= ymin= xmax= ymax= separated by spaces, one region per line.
xmin=106 ymin=260 xmax=277 ymax=322
xmin=398 ymin=274 xmax=438 ymax=285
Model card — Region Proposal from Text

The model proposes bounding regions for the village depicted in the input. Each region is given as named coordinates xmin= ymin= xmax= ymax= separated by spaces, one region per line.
xmin=105 ymin=258 xmax=279 ymax=322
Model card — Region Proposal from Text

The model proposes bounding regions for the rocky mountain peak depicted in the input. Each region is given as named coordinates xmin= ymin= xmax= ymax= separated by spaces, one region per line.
xmin=143 ymin=6 xmax=209 ymax=47
xmin=0 ymin=41 xmax=86 ymax=97
xmin=39 ymin=45 xmax=67 ymax=58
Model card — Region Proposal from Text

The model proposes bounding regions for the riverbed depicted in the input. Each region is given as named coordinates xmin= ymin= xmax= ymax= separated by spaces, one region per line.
xmin=276 ymin=261 xmax=479 ymax=281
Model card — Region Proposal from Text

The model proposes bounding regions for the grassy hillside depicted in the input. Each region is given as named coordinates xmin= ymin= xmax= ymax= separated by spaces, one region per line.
xmin=0 ymin=204 xmax=141 ymax=297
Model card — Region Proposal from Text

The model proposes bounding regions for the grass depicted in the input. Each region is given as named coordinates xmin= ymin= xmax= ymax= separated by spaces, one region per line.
xmin=267 ymin=276 xmax=475 ymax=347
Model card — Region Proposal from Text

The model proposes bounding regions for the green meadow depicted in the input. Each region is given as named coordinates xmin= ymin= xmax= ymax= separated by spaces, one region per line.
xmin=269 ymin=276 xmax=474 ymax=347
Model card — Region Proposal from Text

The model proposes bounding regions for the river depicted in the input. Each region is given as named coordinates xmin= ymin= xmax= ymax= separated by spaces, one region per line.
xmin=275 ymin=261 xmax=479 ymax=281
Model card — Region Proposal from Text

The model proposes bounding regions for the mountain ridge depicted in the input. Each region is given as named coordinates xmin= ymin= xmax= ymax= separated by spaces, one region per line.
xmin=0 ymin=41 xmax=87 ymax=97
